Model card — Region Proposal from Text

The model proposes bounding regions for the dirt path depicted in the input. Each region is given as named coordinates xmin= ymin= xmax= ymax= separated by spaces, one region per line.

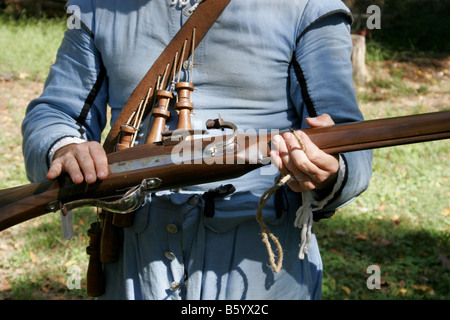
xmin=359 ymin=56 xmax=449 ymax=116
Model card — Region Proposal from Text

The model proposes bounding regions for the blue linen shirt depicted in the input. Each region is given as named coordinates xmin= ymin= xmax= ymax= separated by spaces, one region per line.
xmin=22 ymin=0 xmax=372 ymax=299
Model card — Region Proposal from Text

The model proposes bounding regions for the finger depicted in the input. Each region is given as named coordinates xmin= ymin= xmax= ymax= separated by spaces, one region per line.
xmin=282 ymin=131 xmax=320 ymax=179
xmin=46 ymin=159 xmax=63 ymax=180
xmin=284 ymin=130 xmax=339 ymax=186
xmin=74 ymin=145 xmax=98 ymax=184
xmin=272 ymin=133 xmax=318 ymax=192
xmin=281 ymin=133 xmax=319 ymax=192
xmin=270 ymin=135 xmax=286 ymax=172
xmin=299 ymin=131 xmax=339 ymax=172
xmin=88 ymin=142 xmax=109 ymax=179
xmin=286 ymin=175 xmax=316 ymax=192
xmin=63 ymin=154 xmax=85 ymax=184
xmin=292 ymin=130 xmax=340 ymax=190
xmin=273 ymin=133 xmax=299 ymax=177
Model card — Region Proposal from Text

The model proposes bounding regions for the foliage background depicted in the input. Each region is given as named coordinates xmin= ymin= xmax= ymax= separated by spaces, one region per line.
xmin=344 ymin=0 xmax=450 ymax=52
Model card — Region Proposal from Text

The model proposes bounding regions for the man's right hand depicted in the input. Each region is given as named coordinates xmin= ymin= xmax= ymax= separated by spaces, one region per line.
xmin=46 ymin=141 xmax=109 ymax=184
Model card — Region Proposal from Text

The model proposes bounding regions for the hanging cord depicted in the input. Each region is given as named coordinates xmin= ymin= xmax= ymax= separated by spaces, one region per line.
xmin=256 ymin=128 xmax=314 ymax=273
xmin=294 ymin=192 xmax=314 ymax=259
xmin=255 ymin=174 xmax=291 ymax=273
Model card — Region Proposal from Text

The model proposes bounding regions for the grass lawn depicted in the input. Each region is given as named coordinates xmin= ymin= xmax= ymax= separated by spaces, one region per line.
xmin=0 ymin=17 xmax=448 ymax=300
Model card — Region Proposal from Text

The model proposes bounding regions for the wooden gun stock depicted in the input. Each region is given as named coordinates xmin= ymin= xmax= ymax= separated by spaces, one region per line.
xmin=0 ymin=110 xmax=449 ymax=231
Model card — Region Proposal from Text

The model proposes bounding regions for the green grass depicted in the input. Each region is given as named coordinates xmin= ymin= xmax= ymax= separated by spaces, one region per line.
xmin=0 ymin=16 xmax=93 ymax=300
xmin=366 ymin=40 xmax=396 ymax=63
xmin=317 ymin=71 xmax=450 ymax=299
xmin=317 ymin=140 xmax=449 ymax=300
xmin=0 ymin=16 xmax=66 ymax=81
xmin=0 ymin=18 xmax=448 ymax=300
xmin=0 ymin=98 xmax=27 ymax=188
xmin=3 ymin=210 xmax=94 ymax=299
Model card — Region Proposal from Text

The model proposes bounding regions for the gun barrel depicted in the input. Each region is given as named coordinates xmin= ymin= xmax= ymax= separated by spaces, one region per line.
xmin=1 ymin=111 xmax=449 ymax=231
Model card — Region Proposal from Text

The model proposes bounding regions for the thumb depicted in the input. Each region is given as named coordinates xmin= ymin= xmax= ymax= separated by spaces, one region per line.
xmin=305 ymin=113 xmax=335 ymax=128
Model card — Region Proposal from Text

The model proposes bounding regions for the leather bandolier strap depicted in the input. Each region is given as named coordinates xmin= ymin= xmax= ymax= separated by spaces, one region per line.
xmin=103 ymin=0 xmax=231 ymax=154
xmin=85 ymin=0 xmax=231 ymax=297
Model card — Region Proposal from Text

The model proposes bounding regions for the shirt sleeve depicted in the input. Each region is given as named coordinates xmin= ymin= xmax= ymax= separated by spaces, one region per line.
xmin=21 ymin=1 xmax=108 ymax=183
xmin=291 ymin=2 xmax=373 ymax=219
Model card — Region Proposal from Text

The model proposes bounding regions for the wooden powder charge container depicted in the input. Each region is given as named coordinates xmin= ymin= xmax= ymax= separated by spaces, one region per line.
xmin=146 ymin=89 xmax=173 ymax=143
xmin=117 ymin=124 xmax=137 ymax=150
xmin=175 ymin=81 xmax=195 ymax=130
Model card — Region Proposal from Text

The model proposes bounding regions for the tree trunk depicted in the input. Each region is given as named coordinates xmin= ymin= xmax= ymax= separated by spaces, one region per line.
xmin=351 ymin=34 xmax=369 ymax=85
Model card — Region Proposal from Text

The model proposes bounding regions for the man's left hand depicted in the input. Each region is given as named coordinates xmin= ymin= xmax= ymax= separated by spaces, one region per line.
xmin=270 ymin=113 xmax=340 ymax=193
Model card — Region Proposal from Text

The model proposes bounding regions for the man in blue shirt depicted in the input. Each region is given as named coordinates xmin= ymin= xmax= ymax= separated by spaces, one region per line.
xmin=22 ymin=0 xmax=372 ymax=299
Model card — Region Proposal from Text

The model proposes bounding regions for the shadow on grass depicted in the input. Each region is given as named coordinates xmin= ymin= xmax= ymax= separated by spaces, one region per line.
xmin=1 ymin=205 xmax=448 ymax=300
xmin=316 ymin=213 xmax=449 ymax=300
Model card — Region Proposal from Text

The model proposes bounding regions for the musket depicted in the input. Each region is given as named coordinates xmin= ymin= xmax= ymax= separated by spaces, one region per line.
xmin=0 ymin=110 xmax=449 ymax=232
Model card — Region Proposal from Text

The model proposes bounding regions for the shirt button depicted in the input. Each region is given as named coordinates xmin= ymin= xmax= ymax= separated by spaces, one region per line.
xmin=165 ymin=251 xmax=176 ymax=260
xmin=169 ymin=281 xmax=182 ymax=291
xmin=166 ymin=224 xmax=178 ymax=234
